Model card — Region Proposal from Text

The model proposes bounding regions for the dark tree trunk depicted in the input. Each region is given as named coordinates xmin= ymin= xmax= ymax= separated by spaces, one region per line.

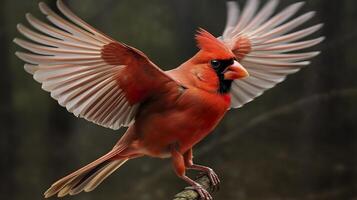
xmin=297 ymin=0 xmax=357 ymax=197
xmin=0 ymin=0 xmax=16 ymax=199
xmin=44 ymin=1 xmax=76 ymax=181
xmin=170 ymin=0 xmax=197 ymax=60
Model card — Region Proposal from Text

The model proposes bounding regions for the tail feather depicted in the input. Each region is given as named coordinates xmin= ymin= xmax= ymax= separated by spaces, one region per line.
xmin=44 ymin=147 xmax=129 ymax=198
xmin=69 ymin=159 xmax=128 ymax=195
xmin=68 ymin=160 xmax=112 ymax=195
xmin=84 ymin=159 xmax=128 ymax=192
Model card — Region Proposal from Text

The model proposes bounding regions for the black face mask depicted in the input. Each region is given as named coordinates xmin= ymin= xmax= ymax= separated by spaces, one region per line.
xmin=210 ymin=59 xmax=235 ymax=94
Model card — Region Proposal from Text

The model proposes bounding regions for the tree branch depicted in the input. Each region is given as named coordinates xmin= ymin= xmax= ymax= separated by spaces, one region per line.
xmin=173 ymin=175 xmax=213 ymax=200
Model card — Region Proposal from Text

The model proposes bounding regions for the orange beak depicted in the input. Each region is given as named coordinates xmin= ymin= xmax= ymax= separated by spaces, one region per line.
xmin=223 ymin=60 xmax=249 ymax=80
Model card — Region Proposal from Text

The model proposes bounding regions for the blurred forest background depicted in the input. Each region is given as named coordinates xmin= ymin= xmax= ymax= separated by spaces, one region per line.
xmin=1 ymin=0 xmax=357 ymax=199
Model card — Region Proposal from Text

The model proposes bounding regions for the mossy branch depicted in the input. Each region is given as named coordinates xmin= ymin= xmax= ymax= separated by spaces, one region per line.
xmin=173 ymin=175 xmax=213 ymax=200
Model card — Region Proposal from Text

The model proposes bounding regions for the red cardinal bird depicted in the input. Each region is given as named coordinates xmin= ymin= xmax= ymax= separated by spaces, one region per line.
xmin=14 ymin=0 xmax=323 ymax=199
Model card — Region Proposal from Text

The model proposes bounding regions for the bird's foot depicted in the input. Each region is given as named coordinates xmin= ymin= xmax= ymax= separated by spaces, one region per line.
xmin=197 ymin=168 xmax=220 ymax=192
xmin=185 ymin=185 xmax=212 ymax=200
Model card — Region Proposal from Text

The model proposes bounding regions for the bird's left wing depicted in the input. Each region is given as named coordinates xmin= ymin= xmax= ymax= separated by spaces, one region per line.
xmin=14 ymin=0 xmax=180 ymax=130
xmin=220 ymin=0 xmax=324 ymax=108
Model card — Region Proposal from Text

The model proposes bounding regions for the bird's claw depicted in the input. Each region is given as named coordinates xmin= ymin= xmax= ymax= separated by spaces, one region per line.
xmin=208 ymin=169 xmax=220 ymax=192
xmin=185 ymin=185 xmax=213 ymax=200
xmin=196 ymin=169 xmax=220 ymax=192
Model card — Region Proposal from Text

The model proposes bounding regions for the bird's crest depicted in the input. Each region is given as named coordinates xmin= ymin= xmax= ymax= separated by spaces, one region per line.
xmin=195 ymin=28 xmax=234 ymax=60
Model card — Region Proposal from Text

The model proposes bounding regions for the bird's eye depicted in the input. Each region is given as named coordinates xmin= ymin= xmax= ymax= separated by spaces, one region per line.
xmin=210 ymin=60 xmax=221 ymax=69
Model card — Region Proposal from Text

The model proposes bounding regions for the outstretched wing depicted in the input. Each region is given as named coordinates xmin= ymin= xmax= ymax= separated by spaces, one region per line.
xmin=14 ymin=0 xmax=179 ymax=130
xmin=221 ymin=0 xmax=324 ymax=108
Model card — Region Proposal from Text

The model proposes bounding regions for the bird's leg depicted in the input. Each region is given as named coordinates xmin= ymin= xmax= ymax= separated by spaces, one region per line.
xmin=184 ymin=148 xmax=220 ymax=191
xmin=170 ymin=144 xmax=212 ymax=200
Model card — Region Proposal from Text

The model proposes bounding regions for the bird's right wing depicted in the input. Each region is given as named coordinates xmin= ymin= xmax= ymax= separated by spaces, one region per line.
xmin=220 ymin=0 xmax=324 ymax=109
xmin=14 ymin=0 xmax=180 ymax=130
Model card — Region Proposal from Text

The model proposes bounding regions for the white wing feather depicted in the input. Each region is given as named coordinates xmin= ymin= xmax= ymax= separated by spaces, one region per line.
xmin=14 ymin=0 xmax=138 ymax=130
xmin=221 ymin=0 xmax=324 ymax=108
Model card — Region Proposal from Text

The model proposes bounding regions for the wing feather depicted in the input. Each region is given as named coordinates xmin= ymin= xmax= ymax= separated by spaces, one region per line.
xmin=221 ymin=0 xmax=323 ymax=108
xmin=233 ymin=0 xmax=259 ymax=33
xmin=14 ymin=0 xmax=179 ymax=130
xmin=240 ymin=0 xmax=279 ymax=33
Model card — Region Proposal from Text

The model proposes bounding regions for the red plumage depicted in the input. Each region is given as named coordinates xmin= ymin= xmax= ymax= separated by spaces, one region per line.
xmin=14 ymin=0 xmax=323 ymax=199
